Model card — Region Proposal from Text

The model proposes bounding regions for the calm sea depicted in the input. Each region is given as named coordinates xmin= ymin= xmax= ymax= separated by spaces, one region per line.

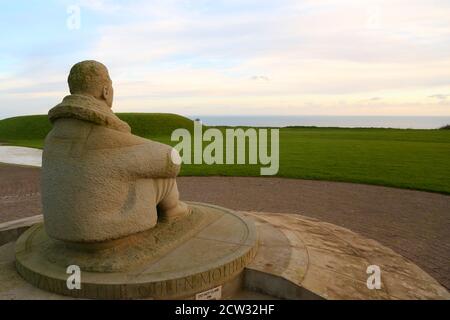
xmin=190 ymin=116 xmax=450 ymax=129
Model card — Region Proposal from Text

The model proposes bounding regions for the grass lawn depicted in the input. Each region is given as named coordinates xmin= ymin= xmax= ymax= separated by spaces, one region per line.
xmin=1 ymin=114 xmax=449 ymax=194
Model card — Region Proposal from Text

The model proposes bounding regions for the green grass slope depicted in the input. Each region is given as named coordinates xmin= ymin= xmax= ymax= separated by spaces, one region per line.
xmin=276 ymin=128 xmax=450 ymax=194
xmin=1 ymin=114 xmax=449 ymax=194
xmin=0 ymin=113 xmax=195 ymax=148
xmin=0 ymin=115 xmax=51 ymax=147
xmin=118 ymin=113 xmax=195 ymax=138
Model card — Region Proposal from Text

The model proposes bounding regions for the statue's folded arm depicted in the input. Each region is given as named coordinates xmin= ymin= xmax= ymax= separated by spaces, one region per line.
xmin=115 ymin=139 xmax=180 ymax=179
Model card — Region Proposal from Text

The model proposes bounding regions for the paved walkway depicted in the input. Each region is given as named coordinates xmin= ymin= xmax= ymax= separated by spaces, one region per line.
xmin=0 ymin=162 xmax=449 ymax=290
xmin=0 ymin=146 xmax=42 ymax=167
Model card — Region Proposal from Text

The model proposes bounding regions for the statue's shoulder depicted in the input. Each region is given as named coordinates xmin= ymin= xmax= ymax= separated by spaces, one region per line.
xmin=85 ymin=125 xmax=146 ymax=151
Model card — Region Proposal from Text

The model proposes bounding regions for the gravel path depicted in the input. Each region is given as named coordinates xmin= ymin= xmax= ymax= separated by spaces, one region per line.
xmin=1 ymin=163 xmax=449 ymax=290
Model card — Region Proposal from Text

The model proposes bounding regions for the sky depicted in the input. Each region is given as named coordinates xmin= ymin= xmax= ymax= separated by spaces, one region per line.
xmin=0 ymin=0 xmax=450 ymax=119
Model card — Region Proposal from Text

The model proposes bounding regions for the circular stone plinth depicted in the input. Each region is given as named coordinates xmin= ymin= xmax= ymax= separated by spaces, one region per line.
xmin=15 ymin=203 xmax=258 ymax=299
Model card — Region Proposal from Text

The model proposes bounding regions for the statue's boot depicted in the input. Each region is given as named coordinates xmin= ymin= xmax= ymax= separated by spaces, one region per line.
xmin=156 ymin=179 xmax=191 ymax=222
xmin=159 ymin=200 xmax=191 ymax=222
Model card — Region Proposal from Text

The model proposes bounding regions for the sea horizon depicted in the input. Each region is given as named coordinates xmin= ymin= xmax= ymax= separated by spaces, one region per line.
xmin=188 ymin=115 xmax=450 ymax=130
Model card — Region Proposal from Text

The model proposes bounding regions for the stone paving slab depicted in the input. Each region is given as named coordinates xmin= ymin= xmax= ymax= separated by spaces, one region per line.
xmin=0 ymin=215 xmax=43 ymax=247
xmin=243 ymin=211 xmax=450 ymax=300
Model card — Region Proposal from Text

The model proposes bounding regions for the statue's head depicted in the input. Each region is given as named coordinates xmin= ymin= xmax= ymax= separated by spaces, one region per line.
xmin=68 ymin=60 xmax=114 ymax=108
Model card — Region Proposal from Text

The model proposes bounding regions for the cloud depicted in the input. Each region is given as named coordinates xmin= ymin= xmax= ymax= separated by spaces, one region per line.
xmin=429 ymin=94 xmax=450 ymax=100
xmin=250 ymin=76 xmax=270 ymax=81
xmin=1 ymin=0 xmax=450 ymax=118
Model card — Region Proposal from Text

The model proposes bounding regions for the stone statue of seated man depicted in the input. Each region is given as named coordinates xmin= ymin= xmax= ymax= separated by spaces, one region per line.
xmin=42 ymin=60 xmax=190 ymax=243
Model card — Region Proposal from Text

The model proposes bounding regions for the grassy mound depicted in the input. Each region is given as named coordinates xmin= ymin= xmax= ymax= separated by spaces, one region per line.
xmin=0 ymin=113 xmax=194 ymax=147
xmin=0 ymin=115 xmax=51 ymax=141
xmin=117 ymin=113 xmax=194 ymax=138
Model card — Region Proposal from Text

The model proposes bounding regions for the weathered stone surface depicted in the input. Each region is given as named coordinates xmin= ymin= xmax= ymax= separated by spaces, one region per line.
xmin=19 ymin=206 xmax=217 ymax=273
xmin=1 ymin=210 xmax=449 ymax=299
xmin=42 ymin=60 xmax=189 ymax=243
xmin=242 ymin=211 xmax=450 ymax=300
xmin=14 ymin=203 xmax=257 ymax=299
